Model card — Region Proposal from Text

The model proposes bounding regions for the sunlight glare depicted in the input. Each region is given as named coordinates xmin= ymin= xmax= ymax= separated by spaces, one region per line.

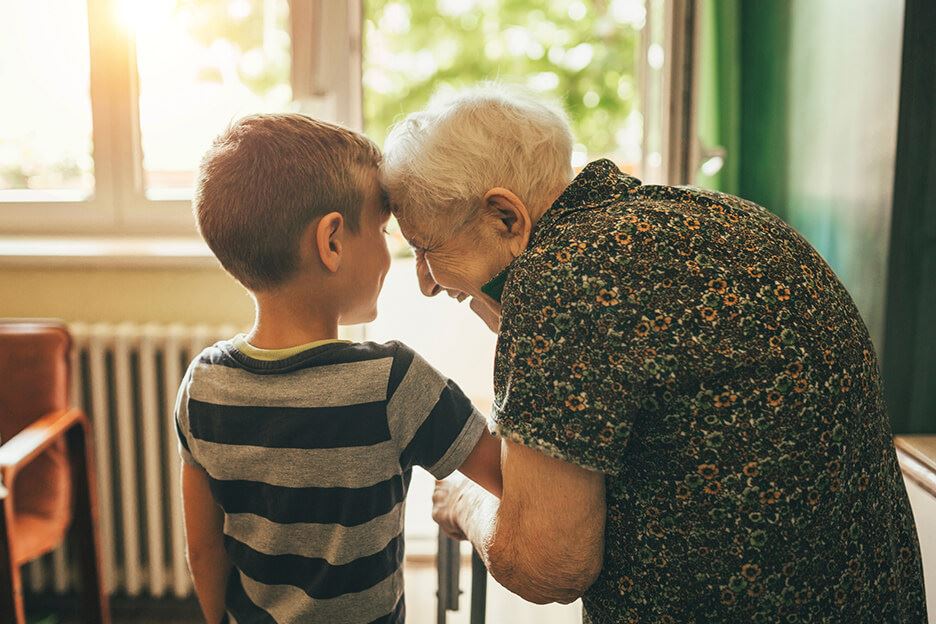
xmin=117 ymin=0 xmax=174 ymax=37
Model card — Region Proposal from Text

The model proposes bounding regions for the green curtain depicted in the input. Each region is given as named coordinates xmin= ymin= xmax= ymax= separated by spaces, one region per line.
xmin=697 ymin=0 xmax=790 ymax=216
xmin=697 ymin=0 xmax=924 ymax=432
xmin=882 ymin=0 xmax=936 ymax=435
xmin=696 ymin=0 xmax=741 ymax=195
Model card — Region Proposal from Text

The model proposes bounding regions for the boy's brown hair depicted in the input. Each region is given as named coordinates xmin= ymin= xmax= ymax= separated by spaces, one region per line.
xmin=194 ymin=113 xmax=381 ymax=291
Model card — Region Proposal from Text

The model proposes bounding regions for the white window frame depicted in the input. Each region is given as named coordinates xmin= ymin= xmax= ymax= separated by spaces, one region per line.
xmin=0 ymin=0 xmax=363 ymax=238
xmin=640 ymin=0 xmax=702 ymax=186
xmin=0 ymin=0 xmax=697 ymax=250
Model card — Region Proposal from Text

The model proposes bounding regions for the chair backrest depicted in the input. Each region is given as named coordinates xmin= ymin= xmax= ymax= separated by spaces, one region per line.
xmin=0 ymin=320 xmax=74 ymax=565
xmin=0 ymin=320 xmax=71 ymax=443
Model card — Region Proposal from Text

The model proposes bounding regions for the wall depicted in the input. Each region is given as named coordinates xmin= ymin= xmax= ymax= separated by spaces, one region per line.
xmin=0 ymin=265 xmax=254 ymax=327
xmin=904 ymin=477 xmax=936 ymax=622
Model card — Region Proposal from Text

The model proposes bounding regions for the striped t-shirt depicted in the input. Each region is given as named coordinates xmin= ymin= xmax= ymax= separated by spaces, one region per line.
xmin=174 ymin=337 xmax=487 ymax=624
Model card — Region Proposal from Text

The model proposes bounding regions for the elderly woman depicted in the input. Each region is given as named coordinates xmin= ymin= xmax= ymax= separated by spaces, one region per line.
xmin=380 ymin=87 xmax=927 ymax=623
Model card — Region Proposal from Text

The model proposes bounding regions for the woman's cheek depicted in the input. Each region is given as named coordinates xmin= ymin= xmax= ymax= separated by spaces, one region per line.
xmin=429 ymin=261 xmax=460 ymax=291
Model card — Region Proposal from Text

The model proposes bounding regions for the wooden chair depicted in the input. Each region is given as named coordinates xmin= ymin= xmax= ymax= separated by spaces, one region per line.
xmin=0 ymin=320 xmax=109 ymax=623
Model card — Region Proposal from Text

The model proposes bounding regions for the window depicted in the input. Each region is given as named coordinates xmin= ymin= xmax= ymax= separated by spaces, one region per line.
xmin=1 ymin=0 xmax=691 ymax=238
xmin=131 ymin=0 xmax=293 ymax=199
xmin=0 ymin=0 xmax=94 ymax=201
xmin=0 ymin=0 xmax=358 ymax=235
xmin=363 ymin=0 xmax=647 ymax=174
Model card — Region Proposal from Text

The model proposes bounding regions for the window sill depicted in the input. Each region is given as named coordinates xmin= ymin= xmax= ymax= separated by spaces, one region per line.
xmin=0 ymin=236 xmax=219 ymax=269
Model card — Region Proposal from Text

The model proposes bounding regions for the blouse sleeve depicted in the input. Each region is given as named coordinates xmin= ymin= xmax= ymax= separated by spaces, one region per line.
xmin=492 ymin=236 xmax=665 ymax=476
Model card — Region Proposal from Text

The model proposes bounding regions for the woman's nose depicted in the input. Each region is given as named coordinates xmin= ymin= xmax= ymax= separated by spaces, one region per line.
xmin=416 ymin=259 xmax=442 ymax=297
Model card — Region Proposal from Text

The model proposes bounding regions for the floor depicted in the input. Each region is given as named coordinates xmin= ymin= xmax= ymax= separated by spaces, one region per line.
xmin=25 ymin=560 xmax=581 ymax=624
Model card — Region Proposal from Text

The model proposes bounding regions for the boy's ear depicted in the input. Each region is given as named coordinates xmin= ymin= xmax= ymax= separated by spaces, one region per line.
xmin=313 ymin=212 xmax=345 ymax=273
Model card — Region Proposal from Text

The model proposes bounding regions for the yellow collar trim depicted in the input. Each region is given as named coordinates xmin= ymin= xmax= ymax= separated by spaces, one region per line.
xmin=232 ymin=334 xmax=350 ymax=361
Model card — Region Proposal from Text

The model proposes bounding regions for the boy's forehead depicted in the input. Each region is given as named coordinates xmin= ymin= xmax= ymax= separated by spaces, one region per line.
xmin=358 ymin=168 xmax=382 ymax=200
xmin=376 ymin=186 xmax=392 ymax=219
xmin=358 ymin=177 xmax=390 ymax=222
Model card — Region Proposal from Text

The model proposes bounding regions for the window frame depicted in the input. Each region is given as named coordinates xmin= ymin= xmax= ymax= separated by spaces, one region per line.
xmin=0 ymin=0 xmax=696 ymax=242
xmin=0 ymin=0 xmax=363 ymax=237
xmin=0 ymin=0 xmax=120 ymax=234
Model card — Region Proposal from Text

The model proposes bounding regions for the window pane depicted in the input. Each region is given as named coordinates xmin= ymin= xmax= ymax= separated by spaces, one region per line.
xmin=0 ymin=0 xmax=94 ymax=199
xmin=363 ymin=0 xmax=645 ymax=172
xmin=131 ymin=0 xmax=292 ymax=199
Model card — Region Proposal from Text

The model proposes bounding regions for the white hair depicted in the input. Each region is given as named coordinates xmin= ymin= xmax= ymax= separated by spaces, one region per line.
xmin=380 ymin=83 xmax=575 ymax=243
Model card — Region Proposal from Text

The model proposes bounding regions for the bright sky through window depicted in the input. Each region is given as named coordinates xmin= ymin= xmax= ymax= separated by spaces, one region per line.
xmin=131 ymin=0 xmax=293 ymax=198
xmin=0 ymin=0 xmax=93 ymax=197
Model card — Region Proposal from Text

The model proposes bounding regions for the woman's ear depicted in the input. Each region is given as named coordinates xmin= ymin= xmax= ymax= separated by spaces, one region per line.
xmin=314 ymin=211 xmax=344 ymax=273
xmin=483 ymin=188 xmax=532 ymax=258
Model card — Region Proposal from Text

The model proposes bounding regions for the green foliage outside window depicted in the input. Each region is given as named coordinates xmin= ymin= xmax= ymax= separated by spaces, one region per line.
xmin=179 ymin=0 xmax=291 ymax=97
xmin=363 ymin=0 xmax=644 ymax=166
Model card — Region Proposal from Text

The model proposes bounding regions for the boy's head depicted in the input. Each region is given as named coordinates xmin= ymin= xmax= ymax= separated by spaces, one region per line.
xmin=195 ymin=113 xmax=391 ymax=324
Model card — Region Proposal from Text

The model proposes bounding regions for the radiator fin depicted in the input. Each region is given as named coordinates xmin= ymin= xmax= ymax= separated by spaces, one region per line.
xmin=23 ymin=323 xmax=238 ymax=598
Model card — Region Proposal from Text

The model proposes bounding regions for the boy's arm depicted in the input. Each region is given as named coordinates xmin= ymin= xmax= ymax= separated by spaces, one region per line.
xmin=391 ymin=344 xmax=502 ymax=497
xmin=182 ymin=461 xmax=231 ymax=624
xmin=456 ymin=429 xmax=502 ymax=497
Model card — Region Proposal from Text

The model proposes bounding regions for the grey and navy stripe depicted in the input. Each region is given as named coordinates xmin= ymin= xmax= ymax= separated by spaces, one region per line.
xmin=174 ymin=340 xmax=487 ymax=623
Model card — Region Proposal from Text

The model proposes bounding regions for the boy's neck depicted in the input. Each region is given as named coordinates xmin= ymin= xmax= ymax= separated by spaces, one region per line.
xmin=247 ymin=288 xmax=339 ymax=349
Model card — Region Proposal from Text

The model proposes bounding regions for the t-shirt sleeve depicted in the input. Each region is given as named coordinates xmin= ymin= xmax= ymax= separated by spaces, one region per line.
xmin=173 ymin=363 xmax=200 ymax=467
xmin=493 ymin=247 xmax=643 ymax=476
xmin=388 ymin=343 xmax=488 ymax=479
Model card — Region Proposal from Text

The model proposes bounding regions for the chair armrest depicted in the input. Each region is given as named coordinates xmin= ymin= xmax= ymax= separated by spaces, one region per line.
xmin=0 ymin=408 xmax=86 ymax=479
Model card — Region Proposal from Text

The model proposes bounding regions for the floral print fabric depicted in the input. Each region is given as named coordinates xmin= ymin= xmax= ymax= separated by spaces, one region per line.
xmin=492 ymin=160 xmax=927 ymax=623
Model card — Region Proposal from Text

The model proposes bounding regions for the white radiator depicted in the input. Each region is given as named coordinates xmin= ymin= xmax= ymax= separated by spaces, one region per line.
xmin=23 ymin=322 xmax=239 ymax=598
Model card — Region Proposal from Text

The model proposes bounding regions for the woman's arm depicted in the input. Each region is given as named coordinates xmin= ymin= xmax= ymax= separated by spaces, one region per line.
xmin=182 ymin=461 xmax=232 ymax=624
xmin=435 ymin=439 xmax=606 ymax=604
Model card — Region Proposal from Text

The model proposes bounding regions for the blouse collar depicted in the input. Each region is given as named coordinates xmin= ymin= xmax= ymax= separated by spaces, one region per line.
xmin=480 ymin=159 xmax=641 ymax=302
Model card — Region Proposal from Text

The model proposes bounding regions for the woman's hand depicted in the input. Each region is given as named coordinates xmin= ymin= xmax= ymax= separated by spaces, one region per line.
xmin=432 ymin=476 xmax=469 ymax=540
xmin=469 ymin=295 xmax=502 ymax=333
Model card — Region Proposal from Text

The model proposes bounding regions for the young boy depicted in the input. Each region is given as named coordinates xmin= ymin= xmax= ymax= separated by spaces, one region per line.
xmin=175 ymin=114 xmax=501 ymax=624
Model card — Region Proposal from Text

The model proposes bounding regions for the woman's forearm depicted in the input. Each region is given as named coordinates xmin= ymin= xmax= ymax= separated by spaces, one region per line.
xmin=454 ymin=481 xmax=593 ymax=604
xmin=439 ymin=442 xmax=606 ymax=604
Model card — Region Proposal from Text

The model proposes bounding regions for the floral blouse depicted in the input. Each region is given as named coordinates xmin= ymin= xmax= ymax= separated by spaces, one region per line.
xmin=491 ymin=160 xmax=927 ymax=623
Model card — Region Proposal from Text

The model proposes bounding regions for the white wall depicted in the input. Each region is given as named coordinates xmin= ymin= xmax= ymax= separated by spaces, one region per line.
xmin=905 ymin=477 xmax=936 ymax=622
